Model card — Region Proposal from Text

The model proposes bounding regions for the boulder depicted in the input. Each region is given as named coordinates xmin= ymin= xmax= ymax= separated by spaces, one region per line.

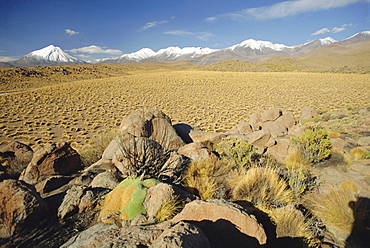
xmin=299 ymin=107 xmax=318 ymax=121
xmin=171 ymin=199 xmax=267 ymax=246
xmin=0 ymin=141 xmax=33 ymax=178
xmin=249 ymin=113 xmax=263 ymax=131
xmin=89 ymin=171 xmax=121 ymax=189
xmin=261 ymin=108 xmax=282 ymax=122
xmin=0 ymin=179 xmax=47 ymax=238
xmin=150 ymin=221 xmax=211 ymax=248
xmin=178 ymin=142 xmax=212 ymax=161
xmin=19 ymin=142 xmax=81 ymax=185
xmin=262 ymin=121 xmax=288 ymax=138
xmin=57 ymin=185 xmax=87 ymax=220
xmin=35 ymin=175 xmax=72 ymax=195
xmin=228 ymin=122 xmax=253 ymax=135
xmin=143 ymin=183 xmax=196 ymax=222
xmin=275 ymin=112 xmax=296 ymax=130
xmin=247 ymin=130 xmax=272 ymax=153
xmin=119 ymin=109 xmax=185 ymax=150
xmin=266 ymin=138 xmax=291 ymax=163
xmin=288 ymin=123 xmax=305 ymax=136
xmin=189 ymin=130 xmax=227 ymax=143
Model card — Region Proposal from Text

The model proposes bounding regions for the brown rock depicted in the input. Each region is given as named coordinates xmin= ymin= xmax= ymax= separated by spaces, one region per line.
xmin=89 ymin=171 xmax=121 ymax=189
xmin=249 ymin=113 xmax=262 ymax=131
xmin=247 ymin=130 xmax=271 ymax=153
xmin=0 ymin=141 xmax=33 ymax=178
xmin=35 ymin=175 xmax=71 ymax=195
xmin=261 ymin=108 xmax=282 ymax=122
xmin=299 ymin=107 xmax=318 ymax=121
xmin=262 ymin=121 xmax=288 ymax=138
xmin=178 ymin=142 xmax=212 ymax=161
xmin=288 ymin=123 xmax=305 ymax=136
xmin=0 ymin=179 xmax=47 ymax=238
xmin=229 ymin=122 xmax=253 ymax=135
xmin=189 ymin=130 xmax=227 ymax=143
xmin=118 ymin=109 xmax=185 ymax=150
xmin=275 ymin=112 xmax=296 ymax=130
xmin=19 ymin=142 xmax=81 ymax=185
xmin=266 ymin=138 xmax=291 ymax=163
xmin=57 ymin=185 xmax=87 ymax=220
xmin=171 ymin=199 xmax=267 ymax=246
xmin=150 ymin=221 xmax=211 ymax=248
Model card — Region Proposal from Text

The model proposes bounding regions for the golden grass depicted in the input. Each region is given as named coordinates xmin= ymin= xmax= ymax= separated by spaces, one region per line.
xmin=154 ymin=196 xmax=182 ymax=223
xmin=183 ymin=158 xmax=232 ymax=200
xmin=1 ymin=70 xmax=369 ymax=147
xmin=303 ymin=189 xmax=356 ymax=233
xmin=232 ymin=167 xmax=294 ymax=209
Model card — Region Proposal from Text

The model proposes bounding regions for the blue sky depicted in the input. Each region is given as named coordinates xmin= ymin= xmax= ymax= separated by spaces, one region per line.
xmin=1 ymin=0 xmax=369 ymax=61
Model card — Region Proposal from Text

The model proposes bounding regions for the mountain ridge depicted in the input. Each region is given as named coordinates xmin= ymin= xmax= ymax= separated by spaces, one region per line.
xmin=3 ymin=31 xmax=370 ymax=67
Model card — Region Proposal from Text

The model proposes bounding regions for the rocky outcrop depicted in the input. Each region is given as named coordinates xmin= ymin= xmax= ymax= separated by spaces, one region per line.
xmin=171 ymin=199 xmax=267 ymax=246
xmin=0 ymin=141 xmax=33 ymax=178
xmin=0 ymin=179 xmax=47 ymax=238
xmin=19 ymin=142 xmax=81 ymax=185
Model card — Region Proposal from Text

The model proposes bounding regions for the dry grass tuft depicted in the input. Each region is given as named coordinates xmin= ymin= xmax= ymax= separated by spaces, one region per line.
xmin=183 ymin=158 xmax=232 ymax=200
xmin=303 ymin=188 xmax=356 ymax=233
xmin=268 ymin=205 xmax=317 ymax=247
xmin=350 ymin=147 xmax=370 ymax=161
xmin=232 ymin=167 xmax=294 ymax=209
xmin=154 ymin=196 xmax=182 ymax=223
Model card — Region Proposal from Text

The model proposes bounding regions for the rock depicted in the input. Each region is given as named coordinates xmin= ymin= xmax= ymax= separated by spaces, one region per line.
xmin=189 ymin=130 xmax=227 ymax=143
xmin=229 ymin=122 xmax=253 ymax=135
xmin=35 ymin=175 xmax=72 ymax=195
xmin=60 ymin=222 xmax=120 ymax=248
xmin=358 ymin=136 xmax=370 ymax=146
xmin=0 ymin=141 xmax=33 ymax=178
xmin=119 ymin=109 xmax=185 ymax=150
xmin=288 ymin=123 xmax=305 ymax=136
xmin=78 ymin=188 xmax=109 ymax=213
xmin=171 ymin=199 xmax=267 ymax=246
xmin=275 ymin=112 xmax=296 ymax=130
xmin=249 ymin=113 xmax=263 ymax=131
xmin=178 ymin=143 xmax=212 ymax=161
xmin=19 ymin=142 xmax=81 ymax=185
xmin=261 ymin=108 xmax=282 ymax=122
xmin=262 ymin=121 xmax=288 ymax=138
xmin=0 ymin=179 xmax=47 ymax=238
xmin=247 ymin=130 xmax=271 ymax=153
xmin=266 ymin=138 xmax=291 ymax=163
xmin=57 ymin=185 xmax=87 ymax=220
xmin=143 ymin=183 xmax=196 ymax=222
xmin=299 ymin=107 xmax=318 ymax=121
xmin=150 ymin=221 xmax=211 ymax=248
xmin=90 ymin=171 xmax=121 ymax=189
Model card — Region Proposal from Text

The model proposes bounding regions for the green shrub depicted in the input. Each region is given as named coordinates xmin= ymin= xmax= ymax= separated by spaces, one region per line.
xmin=291 ymin=126 xmax=331 ymax=163
xmin=214 ymin=136 xmax=257 ymax=167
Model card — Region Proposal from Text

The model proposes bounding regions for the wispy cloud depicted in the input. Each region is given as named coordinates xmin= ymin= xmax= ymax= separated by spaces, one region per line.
xmin=65 ymin=28 xmax=79 ymax=35
xmin=139 ymin=20 xmax=170 ymax=31
xmin=206 ymin=0 xmax=360 ymax=21
xmin=69 ymin=45 xmax=122 ymax=55
xmin=311 ymin=23 xmax=352 ymax=36
xmin=163 ymin=30 xmax=213 ymax=41
xmin=311 ymin=28 xmax=330 ymax=36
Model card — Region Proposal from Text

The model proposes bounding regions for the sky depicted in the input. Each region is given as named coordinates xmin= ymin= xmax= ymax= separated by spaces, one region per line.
xmin=1 ymin=0 xmax=369 ymax=61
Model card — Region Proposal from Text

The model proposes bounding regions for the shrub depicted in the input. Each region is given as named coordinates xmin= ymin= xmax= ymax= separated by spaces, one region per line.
xmin=99 ymin=177 xmax=159 ymax=223
xmin=291 ymin=126 xmax=331 ymax=163
xmin=80 ymin=128 xmax=118 ymax=167
xmin=183 ymin=157 xmax=232 ymax=200
xmin=214 ymin=136 xmax=257 ymax=167
xmin=232 ymin=167 xmax=294 ymax=209
xmin=351 ymin=147 xmax=370 ymax=161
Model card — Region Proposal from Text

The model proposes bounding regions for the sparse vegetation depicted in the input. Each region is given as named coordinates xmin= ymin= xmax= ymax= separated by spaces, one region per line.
xmin=291 ymin=126 xmax=332 ymax=164
xmin=154 ymin=196 xmax=182 ymax=223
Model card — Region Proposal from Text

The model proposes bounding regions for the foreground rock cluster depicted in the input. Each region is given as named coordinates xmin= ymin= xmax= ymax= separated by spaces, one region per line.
xmin=0 ymin=108 xmax=369 ymax=247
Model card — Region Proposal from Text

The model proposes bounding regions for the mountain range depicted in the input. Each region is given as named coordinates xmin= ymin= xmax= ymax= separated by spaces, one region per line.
xmin=1 ymin=31 xmax=369 ymax=67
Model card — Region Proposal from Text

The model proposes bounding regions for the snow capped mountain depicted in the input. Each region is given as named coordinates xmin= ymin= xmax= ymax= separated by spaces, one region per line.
xmin=228 ymin=39 xmax=291 ymax=52
xmin=11 ymin=45 xmax=85 ymax=67
xmin=4 ymin=31 xmax=369 ymax=68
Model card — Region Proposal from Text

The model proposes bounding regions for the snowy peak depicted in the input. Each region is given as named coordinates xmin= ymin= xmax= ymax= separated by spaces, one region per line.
xmin=228 ymin=39 xmax=291 ymax=52
xmin=119 ymin=48 xmax=156 ymax=62
xmin=156 ymin=46 xmax=217 ymax=59
xmin=25 ymin=45 xmax=83 ymax=63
